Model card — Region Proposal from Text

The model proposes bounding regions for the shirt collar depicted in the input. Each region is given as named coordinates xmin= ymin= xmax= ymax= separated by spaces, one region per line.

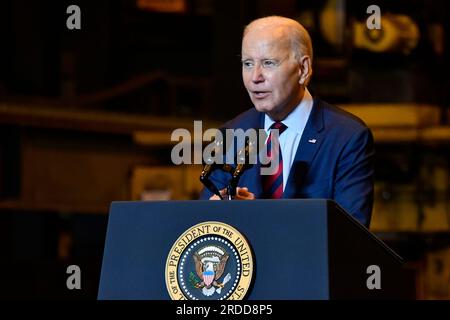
xmin=264 ymin=87 xmax=314 ymax=135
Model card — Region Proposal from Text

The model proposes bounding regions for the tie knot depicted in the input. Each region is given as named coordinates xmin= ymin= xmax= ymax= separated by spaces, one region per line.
xmin=270 ymin=121 xmax=287 ymax=135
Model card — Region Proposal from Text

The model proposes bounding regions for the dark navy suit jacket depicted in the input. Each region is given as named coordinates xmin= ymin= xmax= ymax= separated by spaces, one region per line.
xmin=200 ymin=98 xmax=374 ymax=227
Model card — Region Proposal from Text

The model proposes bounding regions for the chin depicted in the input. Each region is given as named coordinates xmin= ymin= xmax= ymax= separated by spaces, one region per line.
xmin=253 ymin=103 xmax=274 ymax=114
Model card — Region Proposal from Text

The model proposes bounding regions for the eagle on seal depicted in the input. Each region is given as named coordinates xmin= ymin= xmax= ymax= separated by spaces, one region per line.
xmin=193 ymin=247 xmax=230 ymax=296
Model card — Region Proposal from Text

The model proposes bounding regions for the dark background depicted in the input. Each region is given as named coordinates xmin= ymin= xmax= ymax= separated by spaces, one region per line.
xmin=0 ymin=0 xmax=449 ymax=299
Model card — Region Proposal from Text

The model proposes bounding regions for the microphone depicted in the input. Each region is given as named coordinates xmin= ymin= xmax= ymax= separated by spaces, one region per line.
xmin=199 ymin=128 xmax=255 ymax=200
xmin=199 ymin=128 xmax=226 ymax=199
xmin=232 ymin=137 xmax=255 ymax=179
xmin=227 ymin=137 xmax=255 ymax=199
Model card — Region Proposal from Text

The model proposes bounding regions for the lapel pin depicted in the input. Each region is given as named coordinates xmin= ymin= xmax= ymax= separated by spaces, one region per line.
xmin=308 ymin=139 xmax=317 ymax=144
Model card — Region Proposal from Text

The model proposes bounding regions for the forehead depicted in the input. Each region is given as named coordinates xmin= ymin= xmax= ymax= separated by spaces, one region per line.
xmin=242 ymin=25 xmax=293 ymax=58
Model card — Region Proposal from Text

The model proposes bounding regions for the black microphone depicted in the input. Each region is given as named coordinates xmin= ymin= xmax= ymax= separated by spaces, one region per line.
xmin=232 ymin=137 xmax=255 ymax=179
xmin=199 ymin=128 xmax=226 ymax=198
xmin=226 ymin=137 xmax=255 ymax=199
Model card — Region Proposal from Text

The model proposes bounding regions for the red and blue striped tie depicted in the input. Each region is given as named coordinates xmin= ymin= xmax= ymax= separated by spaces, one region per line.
xmin=263 ymin=121 xmax=288 ymax=199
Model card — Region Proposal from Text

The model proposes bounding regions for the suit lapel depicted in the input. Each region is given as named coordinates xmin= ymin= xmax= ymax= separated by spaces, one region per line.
xmin=283 ymin=98 xmax=326 ymax=198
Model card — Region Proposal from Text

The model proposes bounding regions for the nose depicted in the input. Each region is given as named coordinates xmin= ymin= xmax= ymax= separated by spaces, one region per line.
xmin=251 ymin=64 xmax=264 ymax=83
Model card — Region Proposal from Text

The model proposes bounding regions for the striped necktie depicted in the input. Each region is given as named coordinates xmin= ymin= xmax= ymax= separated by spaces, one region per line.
xmin=262 ymin=121 xmax=288 ymax=199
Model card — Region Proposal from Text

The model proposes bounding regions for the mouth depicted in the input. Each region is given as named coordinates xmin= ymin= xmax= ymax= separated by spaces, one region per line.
xmin=251 ymin=91 xmax=270 ymax=99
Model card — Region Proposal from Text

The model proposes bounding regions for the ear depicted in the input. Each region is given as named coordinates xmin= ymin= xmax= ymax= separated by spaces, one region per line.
xmin=298 ymin=55 xmax=312 ymax=86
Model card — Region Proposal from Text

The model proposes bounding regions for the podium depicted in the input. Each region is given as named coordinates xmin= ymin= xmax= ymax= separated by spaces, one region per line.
xmin=98 ymin=199 xmax=414 ymax=299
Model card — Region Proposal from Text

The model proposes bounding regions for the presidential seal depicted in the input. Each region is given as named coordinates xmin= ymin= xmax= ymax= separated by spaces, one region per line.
xmin=165 ymin=221 xmax=253 ymax=300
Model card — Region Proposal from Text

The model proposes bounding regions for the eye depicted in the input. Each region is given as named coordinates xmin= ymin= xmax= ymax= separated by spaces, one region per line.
xmin=262 ymin=60 xmax=278 ymax=68
xmin=242 ymin=60 xmax=254 ymax=69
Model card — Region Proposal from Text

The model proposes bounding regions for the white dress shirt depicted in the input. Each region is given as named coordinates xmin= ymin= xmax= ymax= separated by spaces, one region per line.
xmin=264 ymin=88 xmax=313 ymax=190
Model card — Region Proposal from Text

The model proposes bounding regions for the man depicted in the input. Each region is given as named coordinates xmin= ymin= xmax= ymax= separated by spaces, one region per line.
xmin=200 ymin=16 xmax=374 ymax=228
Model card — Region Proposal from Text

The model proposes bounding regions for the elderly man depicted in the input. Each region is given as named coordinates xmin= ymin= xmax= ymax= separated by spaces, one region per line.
xmin=200 ymin=16 xmax=374 ymax=228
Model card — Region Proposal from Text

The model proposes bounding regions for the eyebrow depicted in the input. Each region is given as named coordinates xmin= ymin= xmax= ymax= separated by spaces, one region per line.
xmin=240 ymin=57 xmax=278 ymax=60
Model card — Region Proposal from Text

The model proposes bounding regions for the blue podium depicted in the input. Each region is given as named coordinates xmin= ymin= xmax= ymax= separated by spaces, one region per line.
xmin=98 ymin=199 xmax=414 ymax=299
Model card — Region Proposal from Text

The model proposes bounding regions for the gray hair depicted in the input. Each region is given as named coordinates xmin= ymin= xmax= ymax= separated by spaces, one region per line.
xmin=243 ymin=16 xmax=313 ymax=63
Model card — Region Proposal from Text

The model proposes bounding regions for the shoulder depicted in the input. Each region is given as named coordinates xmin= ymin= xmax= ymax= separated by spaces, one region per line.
xmin=316 ymin=98 xmax=370 ymax=136
xmin=222 ymin=108 xmax=263 ymax=130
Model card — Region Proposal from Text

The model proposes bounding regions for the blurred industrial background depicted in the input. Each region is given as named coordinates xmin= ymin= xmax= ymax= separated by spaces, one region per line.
xmin=0 ymin=0 xmax=450 ymax=299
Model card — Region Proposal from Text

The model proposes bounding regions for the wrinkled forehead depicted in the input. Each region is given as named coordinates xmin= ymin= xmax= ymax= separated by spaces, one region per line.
xmin=242 ymin=25 xmax=293 ymax=57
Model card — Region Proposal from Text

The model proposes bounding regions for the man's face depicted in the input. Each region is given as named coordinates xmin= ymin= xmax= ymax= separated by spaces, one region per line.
xmin=241 ymin=27 xmax=303 ymax=120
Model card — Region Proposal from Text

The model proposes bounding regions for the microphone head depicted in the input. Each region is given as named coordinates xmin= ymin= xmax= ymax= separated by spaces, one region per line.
xmin=233 ymin=137 xmax=256 ymax=178
xmin=203 ymin=127 xmax=227 ymax=165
